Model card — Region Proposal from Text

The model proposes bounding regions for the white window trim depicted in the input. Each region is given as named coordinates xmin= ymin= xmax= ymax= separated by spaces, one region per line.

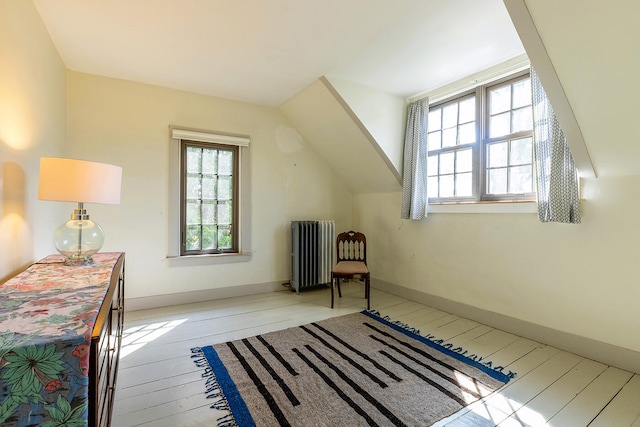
xmin=167 ymin=126 xmax=252 ymax=265
xmin=427 ymin=200 xmax=537 ymax=214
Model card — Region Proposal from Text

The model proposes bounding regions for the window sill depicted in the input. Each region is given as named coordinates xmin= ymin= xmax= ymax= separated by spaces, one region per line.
xmin=166 ymin=252 xmax=252 ymax=267
xmin=427 ymin=201 xmax=537 ymax=214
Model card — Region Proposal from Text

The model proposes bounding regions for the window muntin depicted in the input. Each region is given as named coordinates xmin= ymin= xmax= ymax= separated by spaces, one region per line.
xmin=181 ymin=140 xmax=239 ymax=255
xmin=427 ymin=71 xmax=534 ymax=203
xmin=427 ymin=94 xmax=477 ymax=200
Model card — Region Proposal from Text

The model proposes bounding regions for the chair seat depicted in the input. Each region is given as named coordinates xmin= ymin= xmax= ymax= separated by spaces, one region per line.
xmin=332 ymin=261 xmax=369 ymax=275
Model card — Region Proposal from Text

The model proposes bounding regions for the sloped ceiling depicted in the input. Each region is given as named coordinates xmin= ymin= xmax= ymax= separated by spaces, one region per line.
xmin=522 ymin=0 xmax=640 ymax=178
xmin=280 ymin=79 xmax=401 ymax=194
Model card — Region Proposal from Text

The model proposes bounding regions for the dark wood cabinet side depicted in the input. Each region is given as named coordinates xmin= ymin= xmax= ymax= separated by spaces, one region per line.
xmin=89 ymin=254 xmax=125 ymax=427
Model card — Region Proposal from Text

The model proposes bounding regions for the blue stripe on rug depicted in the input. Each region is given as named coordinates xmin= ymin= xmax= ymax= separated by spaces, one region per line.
xmin=361 ymin=309 xmax=514 ymax=383
xmin=201 ymin=345 xmax=256 ymax=426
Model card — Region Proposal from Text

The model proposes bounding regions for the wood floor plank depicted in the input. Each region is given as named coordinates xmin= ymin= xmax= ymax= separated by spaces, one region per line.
xmin=589 ymin=374 xmax=640 ymax=427
xmin=498 ymin=359 xmax=607 ymax=426
xmin=112 ymin=286 xmax=639 ymax=427
xmin=548 ymin=366 xmax=634 ymax=427
xmin=439 ymin=345 xmax=565 ymax=426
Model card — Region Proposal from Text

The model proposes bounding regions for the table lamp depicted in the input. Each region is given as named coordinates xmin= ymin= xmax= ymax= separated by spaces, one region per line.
xmin=38 ymin=157 xmax=122 ymax=264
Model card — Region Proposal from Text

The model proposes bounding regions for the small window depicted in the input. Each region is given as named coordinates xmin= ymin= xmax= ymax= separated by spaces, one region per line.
xmin=180 ymin=141 xmax=239 ymax=255
xmin=427 ymin=71 xmax=534 ymax=203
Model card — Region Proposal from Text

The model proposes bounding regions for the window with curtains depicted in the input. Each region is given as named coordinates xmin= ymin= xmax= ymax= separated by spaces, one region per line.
xmin=427 ymin=70 xmax=534 ymax=202
xmin=180 ymin=140 xmax=239 ymax=255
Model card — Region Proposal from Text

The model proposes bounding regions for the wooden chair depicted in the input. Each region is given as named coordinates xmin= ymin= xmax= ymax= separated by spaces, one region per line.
xmin=331 ymin=231 xmax=370 ymax=309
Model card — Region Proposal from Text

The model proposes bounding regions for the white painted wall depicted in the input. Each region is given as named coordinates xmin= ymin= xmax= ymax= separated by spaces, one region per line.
xmin=66 ymin=72 xmax=352 ymax=300
xmin=324 ymin=77 xmax=406 ymax=176
xmin=353 ymin=175 xmax=640 ymax=353
xmin=0 ymin=0 xmax=67 ymax=281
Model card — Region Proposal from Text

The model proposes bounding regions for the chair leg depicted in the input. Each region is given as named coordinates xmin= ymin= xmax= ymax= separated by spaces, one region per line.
xmin=337 ymin=278 xmax=342 ymax=298
xmin=331 ymin=277 xmax=334 ymax=308
xmin=366 ymin=277 xmax=370 ymax=310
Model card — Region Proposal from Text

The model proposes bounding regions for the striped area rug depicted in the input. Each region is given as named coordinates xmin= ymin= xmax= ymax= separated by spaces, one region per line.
xmin=191 ymin=311 xmax=514 ymax=426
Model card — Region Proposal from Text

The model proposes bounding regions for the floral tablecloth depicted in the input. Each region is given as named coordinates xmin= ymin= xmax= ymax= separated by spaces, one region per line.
xmin=0 ymin=252 xmax=122 ymax=426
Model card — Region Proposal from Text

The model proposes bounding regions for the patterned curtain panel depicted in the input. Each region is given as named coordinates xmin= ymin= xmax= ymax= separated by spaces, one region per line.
xmin=401 ymin=98 xmax=429 ymax=220
xmin=531 ymin=68 xmax=581 ymax=224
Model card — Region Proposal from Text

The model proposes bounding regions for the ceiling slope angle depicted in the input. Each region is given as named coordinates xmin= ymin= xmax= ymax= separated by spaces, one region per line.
xmin=280 ymin=80 xmax=402 ymax=195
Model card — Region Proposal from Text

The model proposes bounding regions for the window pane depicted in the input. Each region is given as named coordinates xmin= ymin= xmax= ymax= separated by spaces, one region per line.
xmin=427 ymin=155 xmax=438 ymax=175
xmin=186 ymin=175 xmax=201 ymax=198
xmin=458 ymin=122 xmax=475 ymax=145
xmin=490 ymin=85 xmax=511 ymax=114
xmin=512 ymin=106 xmax=533 ymax=133
xmin=186 ymin=200 xmax=201 ymax=225
xmin=186 ymin=147 xmax=201 ymax=173
xmin=428 ymin=131 xmax=442 ymax=151
xmin=456 ymin=149 xmax=472 ymax=172
xmin=440 ymin=175 xmax=454 ymax=197
xmin=428 ymin=109 xmax=442 ymax=130
xmin=488 ymin=168 xmax=507 ymax=194
xmin=440 ymin=152 xmax=454 ymax=174
xmin=219 ymin=151 xmax=233 ymax=175
xmin=510 ymin=137 xmax=532 ymax=165
xmin=442 ymin=128 xmax=457 ymax=148
xmin=456 ymin=172 xmax=472 ymax=197
xmin=488 ymin=142 xmax=508 ymax=168
xmin=202 ymin=176 xmax=216 ymax=199
xmin=182 ymin=142 xmax=238 ymax=255
xmin=202 ymin=201 xmax=216 ymax=225
xmin=509 ymin=165 xmax=533 ymax=193
xmin=427 ymin=175 xmax=439 ymax=198
xmin=442 ymin=104 xmax=458 ymax=128
xmin=202 ymin=149 xmax=217 ymax=174
xmin=218 ymin=201 xmax=231 ymax=225
xmin=218 ymin=176 xmax=233 ymax=200
xmin=512 ymin=79 xmax=531 ymax=109
xmin=490 ymin=112 xmax=510 ymax=138
xmin=218 ymin=226 xmax=232 ymax=249
xmin=186 ymin=225 xmax=201 ymax=251
xmin=202 ymin=225 xmax=217 ymax=250
xmin=459 ymin=98 xmax=475 ymax=123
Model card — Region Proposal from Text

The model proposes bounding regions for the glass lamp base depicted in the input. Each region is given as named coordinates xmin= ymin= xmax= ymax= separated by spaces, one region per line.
xmin=53 ymin=219 xmax=105 ymax=264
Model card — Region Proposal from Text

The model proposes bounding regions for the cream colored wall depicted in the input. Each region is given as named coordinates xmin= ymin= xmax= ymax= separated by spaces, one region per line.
xmin=353 ymin=175 xmax=640 ymax=353
xmin=67 ymin=72 xmax=352 ymax=300
xmin=324 ymin=77 xmax=406 ymax=176
xmin=0 ymin=0 xmax=67 ymax=281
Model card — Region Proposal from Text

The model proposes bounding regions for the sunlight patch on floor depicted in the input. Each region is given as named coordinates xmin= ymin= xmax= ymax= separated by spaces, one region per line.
xmin=120 ymin=319 xmax=188 ymax=358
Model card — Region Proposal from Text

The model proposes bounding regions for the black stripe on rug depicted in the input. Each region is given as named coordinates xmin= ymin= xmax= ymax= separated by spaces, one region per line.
xmin=292 ymin=347 xmax=381 ymax=427
xmin=255 ymin=334 xmax=299 ymax=377
xmin=369 ymin=334 xmax=484 ymax=399
xmin=240 ymin=338 xmax=300 ymax=407
xmin=299 ymin=324 xmax=389 ymax=388
xmin=363 ymin=320 xmax=498 ymax=391
xmin=226 ymin=341 xmax=291 ymax=426
xmin=192 ymin=310 xmax=514 ymax=426
xmin=310 ymin=320 xmax=403 ymax=382
xmin=302 ymin=344 xmax=407 ymax=427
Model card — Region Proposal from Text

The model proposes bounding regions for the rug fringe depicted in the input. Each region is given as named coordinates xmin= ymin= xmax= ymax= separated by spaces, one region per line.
xmin=191 ymin=347 xmax=238 ymax=426
xmin=364 ymin=309 xmax=516 ymax=380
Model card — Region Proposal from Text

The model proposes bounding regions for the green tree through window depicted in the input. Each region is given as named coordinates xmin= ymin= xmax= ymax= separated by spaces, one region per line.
xmin=181 ymin=141 xmax=238 ymax=254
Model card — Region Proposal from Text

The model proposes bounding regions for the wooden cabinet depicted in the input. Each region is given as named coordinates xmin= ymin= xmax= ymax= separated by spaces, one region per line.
xmin=90 ymin=254 xmax=125 ymax=427
xmin=0 ymin=252 xmax=124 ymax=426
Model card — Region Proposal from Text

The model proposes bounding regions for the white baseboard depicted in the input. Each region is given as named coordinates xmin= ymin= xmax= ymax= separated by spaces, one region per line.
xmin=125 ymin=281 xmax=286 ymax=312
xmin=373 ymin=278 xmax=640 ymax=375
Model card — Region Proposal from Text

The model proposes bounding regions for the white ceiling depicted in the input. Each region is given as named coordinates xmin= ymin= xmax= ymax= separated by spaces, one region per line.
xmin=33 ymin=0 xmax=525 ymax=107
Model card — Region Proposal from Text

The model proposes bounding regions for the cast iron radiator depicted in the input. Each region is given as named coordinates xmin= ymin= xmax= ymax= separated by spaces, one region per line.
xmin=290 ymin=220 xmax=335 ymax=293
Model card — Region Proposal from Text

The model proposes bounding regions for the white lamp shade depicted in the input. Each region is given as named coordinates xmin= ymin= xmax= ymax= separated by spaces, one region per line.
xmin=38 ymin=157 xmax=122 ymax=204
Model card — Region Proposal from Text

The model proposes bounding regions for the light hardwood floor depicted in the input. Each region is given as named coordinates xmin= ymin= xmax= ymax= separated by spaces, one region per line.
xmin=112 ymin=282 xmax=640 ymax=426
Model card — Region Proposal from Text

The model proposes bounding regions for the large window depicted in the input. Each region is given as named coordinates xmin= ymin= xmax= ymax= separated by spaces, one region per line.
xmin=181 ymin=140 xmax=239 ymax=255
xmin=427 ymin=71 xmax=534 ymax=203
